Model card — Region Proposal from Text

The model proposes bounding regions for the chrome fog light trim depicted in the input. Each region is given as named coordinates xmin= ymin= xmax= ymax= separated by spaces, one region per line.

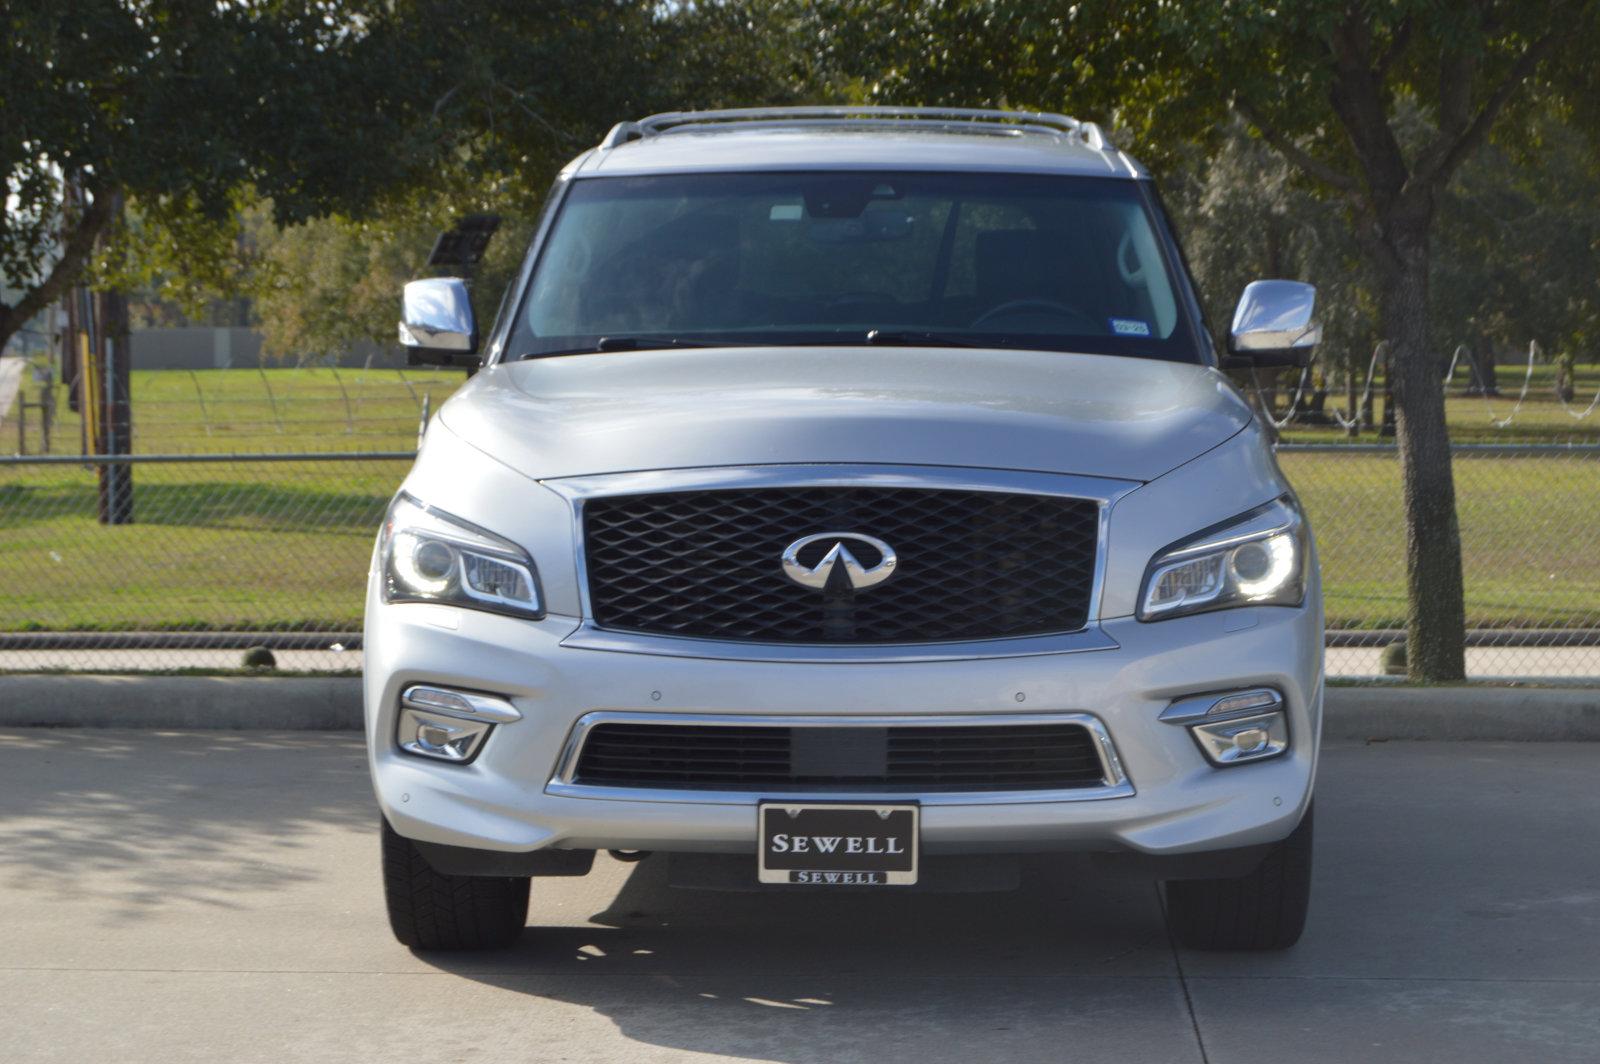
xmin=1160 ymin=687 xmax=1288 ymax=767
xmin=398 ymin=708 xmax=494 ymax=763
xmin=1188 ymin=710 xmax=1288 ymax=766
xmin=396 ymin=686 xmax=518 ymax=763
xmin=401 ymin=685 xmax=521 ymax=723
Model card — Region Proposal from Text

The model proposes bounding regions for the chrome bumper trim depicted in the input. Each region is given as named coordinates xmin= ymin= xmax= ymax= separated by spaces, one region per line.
xmin=545 ymin=710 xmax=1136 ymax=806
xmin=401 ymin=684 xmax=522 ymax=724
xmin=1158 ymin=687 xmax=1285 ymax=725
xmin=559 ymin=622 xmax=1119 ymax=663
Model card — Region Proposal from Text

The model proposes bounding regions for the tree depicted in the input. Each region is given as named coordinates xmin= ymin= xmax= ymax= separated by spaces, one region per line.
xmin=767 ymin=0 xmax=1600 ymax=680
xmin=4 ymin=0 xmax=791 ymax=363
xmin=252 ymin=195 xmax=535 ymax=362
xmin=1165 ymin=117 xmax=1377 ymax=408
xmin=241 ymin=2 xmax=790 ymax=361
xmin=3 ymin=1 xmax=366 ymax=351
xmin=3 ymin=0 xmax=788 ymax=355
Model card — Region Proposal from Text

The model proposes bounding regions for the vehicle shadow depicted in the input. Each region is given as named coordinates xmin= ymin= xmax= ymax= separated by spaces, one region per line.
xmin=0 ymin=729 xmax=371 ymax=923
xmin=421 ymin=855 xmax=1183 ymax=1064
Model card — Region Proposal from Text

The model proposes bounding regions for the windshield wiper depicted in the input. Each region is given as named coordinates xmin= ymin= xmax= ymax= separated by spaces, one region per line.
xmin=518 ymin=337 xmax=719 ymax=359
xmin=862 ymin=329 xmax=980 ymax=348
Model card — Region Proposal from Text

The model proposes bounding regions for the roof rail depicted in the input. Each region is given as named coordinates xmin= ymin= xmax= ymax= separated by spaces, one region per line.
xmin=598 ymin=106 xmax=1109 ymax=151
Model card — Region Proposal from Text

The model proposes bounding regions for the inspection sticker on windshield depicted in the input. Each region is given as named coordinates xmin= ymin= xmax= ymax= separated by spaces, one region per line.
xmin=1110 ymin=317 xmax=1152 ymax=336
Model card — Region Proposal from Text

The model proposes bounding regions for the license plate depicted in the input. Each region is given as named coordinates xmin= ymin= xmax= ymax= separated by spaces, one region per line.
xmin=758 ymin=803 xmax=919 ymax=886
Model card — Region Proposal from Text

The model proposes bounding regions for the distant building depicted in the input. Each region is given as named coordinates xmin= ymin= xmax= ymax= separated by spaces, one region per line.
xmin=130 ymin=327 xmax=402 ymax=370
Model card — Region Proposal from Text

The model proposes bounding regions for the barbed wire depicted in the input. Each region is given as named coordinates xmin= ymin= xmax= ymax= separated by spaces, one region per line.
xmin=1258 ymin=362 xmax=1315 ymax=429
xmin=1455 ymin=342 xmax=1536 ymax=429
xmin=1257 ymin=339 xmax=1598 ymax=431
xmin=1328 ymin=342 xmax=1385 ymax=431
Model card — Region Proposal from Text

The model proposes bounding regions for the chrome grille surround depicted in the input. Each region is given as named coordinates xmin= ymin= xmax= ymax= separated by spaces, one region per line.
xmin=546 ymin=465 xmax=1139 ymax=663
xmin=547 ymin=711 xmax=1134 ymax=805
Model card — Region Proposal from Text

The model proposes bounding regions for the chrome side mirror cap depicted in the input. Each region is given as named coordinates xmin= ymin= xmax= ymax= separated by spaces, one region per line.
xmin=1229 ymin=280 xmax=1320 ymax=368
xmin=399 ymin=278 xmax=478 ymax=365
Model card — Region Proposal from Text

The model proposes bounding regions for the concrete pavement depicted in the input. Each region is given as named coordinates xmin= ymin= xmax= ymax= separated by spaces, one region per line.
xmin=1 ymin=731 xmax=1597 ymax=1062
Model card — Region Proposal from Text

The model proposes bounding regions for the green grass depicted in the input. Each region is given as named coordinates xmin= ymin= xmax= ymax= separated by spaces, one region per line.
xmin=0 ymin=459 xmax=409 ymax=631
xmin=2 ymin=363 xmax=1598 ymax=633
xmin=8 ymin=364 xmax=464 ymax=456
xmin=1 ymin=365 xmax=459 ymax=632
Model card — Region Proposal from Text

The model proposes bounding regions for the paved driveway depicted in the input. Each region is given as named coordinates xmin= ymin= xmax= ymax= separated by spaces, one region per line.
xmin=0 ymin=731 xmax=1596 ymax=1063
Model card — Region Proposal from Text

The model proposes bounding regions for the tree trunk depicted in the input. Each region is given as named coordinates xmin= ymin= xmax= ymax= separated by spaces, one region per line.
xmin=1380 ymin=222 xmax=1467 ymax=681
xmin=1344 ymin=353 xmax=1360 ymax=437
xmin=0 ymin=184 xmax=114 ymax=355
xmin=98 ymin=285 xmax=134 ymax=525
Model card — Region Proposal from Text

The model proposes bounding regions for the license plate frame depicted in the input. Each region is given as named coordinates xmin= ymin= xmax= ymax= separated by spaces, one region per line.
xmin=757 ymin=802 xmax=919 ymax=886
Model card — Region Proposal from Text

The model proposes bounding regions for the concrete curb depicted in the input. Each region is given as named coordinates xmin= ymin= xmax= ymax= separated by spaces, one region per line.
xmin=1 ymin=675 xmax=1598 ymax=740
xmin=0 ymin=675 xmax=362 ymax=730
xmin=1322 ymin=685 xmax=1600 ymax=742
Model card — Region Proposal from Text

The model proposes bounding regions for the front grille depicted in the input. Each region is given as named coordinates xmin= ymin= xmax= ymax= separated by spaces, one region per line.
xmin=571 ymin=721 xmax=1109 ymax=792
xmin=583 ymin=487 xmax=1099 ymax=643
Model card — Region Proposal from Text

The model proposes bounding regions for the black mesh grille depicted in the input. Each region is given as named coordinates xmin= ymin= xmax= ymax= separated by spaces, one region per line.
xmin=573 ymin=722 xmax=1109 ymax=792
xmin=582 ymin=487 xmax=1099 ymax=643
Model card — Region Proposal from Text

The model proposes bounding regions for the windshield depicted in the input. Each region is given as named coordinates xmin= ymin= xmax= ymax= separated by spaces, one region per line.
xmin=512 ymin=171 xmax=1199 ymax=362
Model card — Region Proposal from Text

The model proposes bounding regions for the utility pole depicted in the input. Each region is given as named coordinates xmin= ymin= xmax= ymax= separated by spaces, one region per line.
xmin=76 ymin=188 xmax=133 ymax=524
xmin=98 ymin=282 xmax=133 ymax=523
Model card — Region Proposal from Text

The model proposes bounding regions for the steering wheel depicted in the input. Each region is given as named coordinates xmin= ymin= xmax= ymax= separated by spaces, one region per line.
xmin=971 ymin=299 xmax=1101 ymax=332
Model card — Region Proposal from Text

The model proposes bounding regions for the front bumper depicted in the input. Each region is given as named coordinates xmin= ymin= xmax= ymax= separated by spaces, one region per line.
xmin=365 ymin=594 xmax=1323 ymax=860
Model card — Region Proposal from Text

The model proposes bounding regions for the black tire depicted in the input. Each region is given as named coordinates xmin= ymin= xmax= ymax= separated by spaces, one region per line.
xmin=381 ymin=819 xmax=530 ymax=950
xmin=1164 ymin=803 xmax=1313 ymax=951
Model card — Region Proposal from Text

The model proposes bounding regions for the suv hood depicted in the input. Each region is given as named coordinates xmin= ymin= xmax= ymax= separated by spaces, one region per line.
xmin=439 ymin=346 xmax=1252 ymax=483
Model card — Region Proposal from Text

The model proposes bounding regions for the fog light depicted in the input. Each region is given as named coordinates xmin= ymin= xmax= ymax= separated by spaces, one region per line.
xmin=1160 ymin=688 xmax=1289 ymax=767
xmin=395 ymin=685 xmax=520 ymax=764
xmin=398 ymin=708 xmax=492 ymax=762
xmin=1189 ymin=711 xmax=1288 ymax=765
xmin=1232 ymin=727 xmax=1270 ymax=753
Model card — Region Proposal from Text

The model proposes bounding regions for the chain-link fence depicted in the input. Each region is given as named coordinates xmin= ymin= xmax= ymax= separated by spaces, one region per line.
xmin=3 ymin=361 xmax=460 ymax=457
xmin=0 ymin=452 xmax=410 ymax=672
xmin=1280 ymin=444 xmax=1600 ymax=679
xmin=0 ymin=445 xmax=1596 ymax=677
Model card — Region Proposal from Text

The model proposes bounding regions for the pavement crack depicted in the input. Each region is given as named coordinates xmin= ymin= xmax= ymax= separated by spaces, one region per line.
xmin=1158 ymin=882 xmax=1213 ymax=1064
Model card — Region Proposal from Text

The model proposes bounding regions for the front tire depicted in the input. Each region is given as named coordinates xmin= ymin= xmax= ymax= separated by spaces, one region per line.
xmin=1164 ymin=804 xmax=1313 ymax=951
xmin=381 ymin=819 xmax=530 ymax=950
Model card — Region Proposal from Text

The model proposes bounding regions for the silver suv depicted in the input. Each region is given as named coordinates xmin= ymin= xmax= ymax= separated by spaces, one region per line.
xmin=369 ymin=107 xmax=1323 ymax=952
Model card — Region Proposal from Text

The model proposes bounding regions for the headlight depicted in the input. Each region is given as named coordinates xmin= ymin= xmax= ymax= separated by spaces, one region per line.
xmin=380 ymin=493 xmax=543 ymax=619
xmin=1138 ymin=496 xmax=1307 ymax=620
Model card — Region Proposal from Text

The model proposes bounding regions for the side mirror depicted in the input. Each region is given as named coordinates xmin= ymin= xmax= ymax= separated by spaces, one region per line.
xmin=399 ymin=278 xmax=479 ymax=368
xmin=1228 ymin=280 xmax=1320 ymax=369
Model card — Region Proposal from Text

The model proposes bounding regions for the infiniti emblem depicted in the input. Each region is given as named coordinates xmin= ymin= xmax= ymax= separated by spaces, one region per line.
xmin=780 ymin=532 xmax=898 ymax=591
